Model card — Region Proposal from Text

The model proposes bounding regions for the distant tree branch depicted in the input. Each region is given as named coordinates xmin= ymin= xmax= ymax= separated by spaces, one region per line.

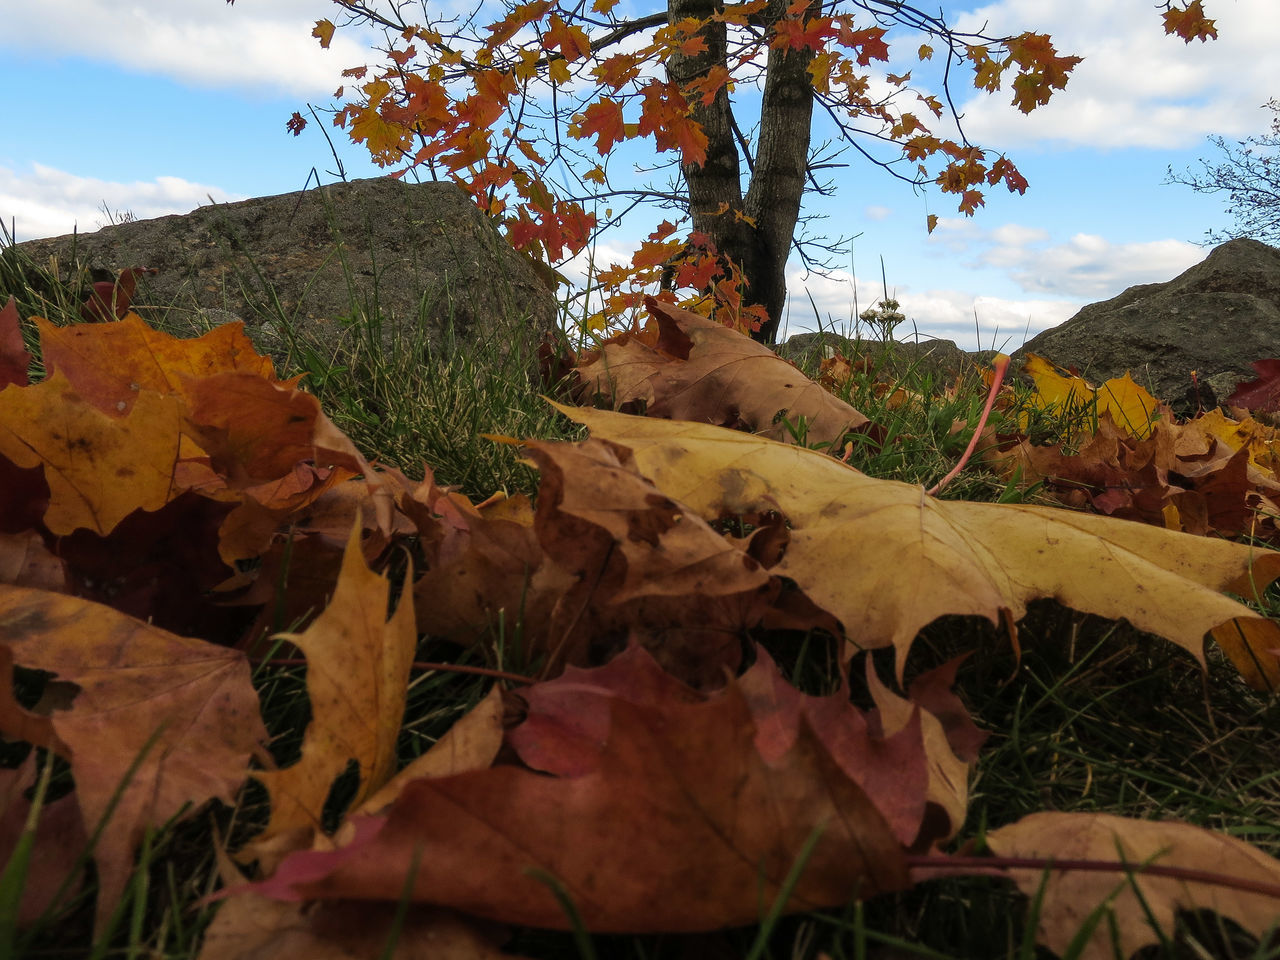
xmin=1165 ymin=99 xmax=1280 ymax=246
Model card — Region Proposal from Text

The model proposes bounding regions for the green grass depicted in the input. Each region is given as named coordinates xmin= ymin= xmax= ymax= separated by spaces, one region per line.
xmin=1 ymin=234 xmax=1278 ymax=959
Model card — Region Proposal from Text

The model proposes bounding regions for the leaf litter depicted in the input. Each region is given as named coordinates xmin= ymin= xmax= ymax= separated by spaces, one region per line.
xmin=0 ymin=296 xmax=1278 ymax=955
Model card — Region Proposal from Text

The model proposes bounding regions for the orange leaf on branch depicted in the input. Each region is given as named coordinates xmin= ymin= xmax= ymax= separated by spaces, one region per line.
xmin=571 ymin=97 xmax=627 ymax=153
xmin=1163 ymin=0 xmax=1218 ymax=43
xmin=542 ymin=14 xmax=591 ymax=61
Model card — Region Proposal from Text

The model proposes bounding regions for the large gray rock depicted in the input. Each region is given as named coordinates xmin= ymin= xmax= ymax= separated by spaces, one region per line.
xmin=9 ymin=177 xmax=558 ymax=367
xmin=1016 ymin=238 xmax=1280 ymax=404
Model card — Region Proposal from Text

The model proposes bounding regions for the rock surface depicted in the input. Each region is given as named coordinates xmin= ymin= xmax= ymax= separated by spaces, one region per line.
xmin=9 ymin=177 xmax=558 ymax=366
xmin=1015 ymin=238 xmax=1280 ymax=404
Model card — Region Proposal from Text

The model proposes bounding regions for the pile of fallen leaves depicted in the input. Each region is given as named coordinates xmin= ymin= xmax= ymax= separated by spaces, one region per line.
xmin=2 ymin=291 xmax=1280 ymax=958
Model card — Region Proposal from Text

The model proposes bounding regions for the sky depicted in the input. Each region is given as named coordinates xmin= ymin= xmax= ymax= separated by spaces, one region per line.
xmin=0 ymin=0 xmax=1276 ymax=351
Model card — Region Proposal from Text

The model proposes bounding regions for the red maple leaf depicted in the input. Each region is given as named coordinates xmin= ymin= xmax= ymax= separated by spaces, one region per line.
xmin=1226 ymin=359 xmax=1280 ymax=413
xmin=575 ymin=98 xmax=627 ymax=153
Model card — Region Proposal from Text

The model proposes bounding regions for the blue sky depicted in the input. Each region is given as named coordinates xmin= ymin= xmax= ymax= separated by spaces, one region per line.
xmin=1 ymin=0 xmax=1276 ymax=350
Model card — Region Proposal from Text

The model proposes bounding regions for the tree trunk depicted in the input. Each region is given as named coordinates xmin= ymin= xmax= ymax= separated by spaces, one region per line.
xmin=666 ymin=0 xmax=817 ymax=344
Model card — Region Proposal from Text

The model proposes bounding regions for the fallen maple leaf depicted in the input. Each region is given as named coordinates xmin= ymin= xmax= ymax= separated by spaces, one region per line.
xmin=1226 ymin=358 xmax=1280 ymax=413
xmin=255 ymin=646 xmax=913 ymax=930
xmin=0 ymin=585 xmax=267 ymax=930
xmin=574 ymin=297 xmax=868 ymax=448
xmin=79 ymin=267 xmax=156 ymax=323
xmin=0 ymin=755 xmax=88 ymax=927
xmin=37 ymin=312 xmax=283 ymax=416
xmin=414 ymin=433 xmax=784 ymax=689
xmin=245 ymin=523 xmax=416 ymax=870
xmin=1020 ymin=353 xmax=1162 ymax=440
xmin=988 ymin=408 xmax=1280 ymax=545
xmin=552 ymin=405 xmax=1280 ymax=687
xmin=986 ymin=812 xmax=1280 ymax=960
xmin=209 ymin=687 xmax=511 ymax=957
xmin=0 ymin=371 xmax=198 ymax=536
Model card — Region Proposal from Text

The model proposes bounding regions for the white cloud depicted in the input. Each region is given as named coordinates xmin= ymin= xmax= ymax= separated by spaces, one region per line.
xmin=863 ymin=205 xmax=893 ymax=221
xmin=0 ymin=164 xmax=244 ymax=243
xmin=927 ymin=218 xmax=1205 ymax=299
xmin=946 ymin=0 xmax=1280 ymax=149
xmin=0 ymin=1 xmax=374 ymax=98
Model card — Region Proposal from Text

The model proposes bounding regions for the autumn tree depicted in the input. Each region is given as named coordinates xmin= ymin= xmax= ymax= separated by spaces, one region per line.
xmin=1166 ymin=98 xmax=1280 ymax=246
xmin=267 ymin=0 xmax=1219 ymax=342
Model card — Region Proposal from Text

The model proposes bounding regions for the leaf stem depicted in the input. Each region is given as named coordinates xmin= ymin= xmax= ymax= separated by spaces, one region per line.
xmin=905 ymin=853 xmax=1280 ymax=900
xmin=926 ymin=352 xmax=1011 ymax=496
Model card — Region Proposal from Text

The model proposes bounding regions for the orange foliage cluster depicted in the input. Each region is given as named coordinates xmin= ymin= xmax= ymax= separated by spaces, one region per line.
xmin=273 ymin=0 xmax=1174 ymax=329
xmin=2 ymin=289 xmax=1279 ymax=956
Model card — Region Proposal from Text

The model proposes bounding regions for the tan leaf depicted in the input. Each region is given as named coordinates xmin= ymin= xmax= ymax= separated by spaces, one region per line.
xmin=246 ymin=522 xmax=416 ymax=867
xmin=987 ymin=812 xmax=1280 ymax=960
xmin=574 ymin=297 xmax=868 ymax=447
xmin=0 ymin=584 xmax=266 ymax=930
xmin=553 ymin=405 xmax=1280 ymax=684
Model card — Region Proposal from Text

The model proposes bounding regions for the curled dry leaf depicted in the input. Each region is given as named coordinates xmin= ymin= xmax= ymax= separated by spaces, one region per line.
xmin=986 ymin=812 xmax=1280 ymax=960
xmin=416 ymin=433 xmax=784 ymax=689
xmin=0 ymin=585 xmax=267 ymax=930
xmin=553 ymin=405 xmax=1280 ymax=686
xmin=0 ymin=312 xmax=392 ymax=565
xmin=254 ymin=646 xmax=920 ymax=931
xmin=574 ymin=296 xmax=867 ymax=447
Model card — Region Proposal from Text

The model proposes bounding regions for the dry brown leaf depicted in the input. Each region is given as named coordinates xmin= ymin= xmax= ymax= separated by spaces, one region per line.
xmin=0 ymin=755 xmax=88 ymax=926
xmin=203 ymin=844 xmax=520 ymax=959
xmin=415 ymin=434 xmax=779 ymax=688
xmin=0 ymin=584 xmax=266 ymax=930
xmin=245 ymin=522 xmax=416 ymax=868
xmin=554 ymin=405 xmax=1280 ymax=685
xmin=255 ymin=654 xmax=911 ymax=931
xmin=987 ymin=811 xmax=1280 ymax=960
xmin=526 ymin=435 xmax=777 ymax=684
xmin=574 ymin=297 xmax=868 ymax=447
